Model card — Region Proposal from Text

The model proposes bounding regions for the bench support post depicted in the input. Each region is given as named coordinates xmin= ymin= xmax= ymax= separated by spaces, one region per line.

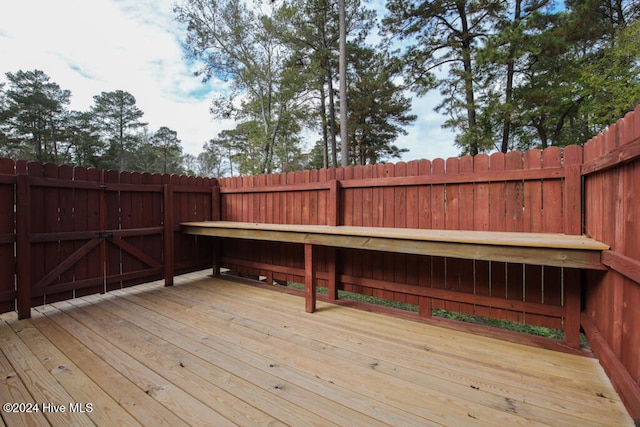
xmin=211 ymin=238 xmax=221 ymax=277
xmin=564 ymin=269 xmax=582 ymax=348
xmin=327 ymin=246 xmax=338 ymax=301
xmin=305 ymin=243 xmax=316 ymax=313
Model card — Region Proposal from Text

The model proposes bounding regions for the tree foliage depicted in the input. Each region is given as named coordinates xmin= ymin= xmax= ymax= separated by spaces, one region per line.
xmin=133 ymin=126 xmax=185 ymax=174
xmin=276 ymin=0 xmax=376 ymax=167
xmin=0 ymin=70 xmax=188 ymax=174
xmin=383 ymin=0 xmax=505 ymax=155
xmin=384 ymin=0 xmax=640 ymax=153
xmin=346 ymin=46 xmax=415 ymax=164
xmin=2 ymin=1 xmax=637 ymax=175
xmin=180 ymin=0 xmax=414 ymax=173
xmin=175 ymin=0 xmax=312 ymax=174
xmin=1 ymin=70 xmax=72 ymax=162
xmin=91 ymin=90 xmax=146 ymax=171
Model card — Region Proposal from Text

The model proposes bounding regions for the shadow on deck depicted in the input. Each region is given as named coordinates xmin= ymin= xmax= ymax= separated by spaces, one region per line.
xmin=0 ymin=270 xmax=633 ymax=426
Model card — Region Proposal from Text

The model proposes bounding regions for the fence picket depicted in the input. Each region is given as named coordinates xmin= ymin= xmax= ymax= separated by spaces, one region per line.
xmin=458 ymin=156 xmax=475 ymax=316
xmin=473 ymin=154 xmax=491 ymax=318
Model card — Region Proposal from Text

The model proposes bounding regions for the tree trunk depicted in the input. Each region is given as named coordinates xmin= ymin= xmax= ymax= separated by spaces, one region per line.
xmin=119 ymin=120 xmax=125 ymax=172
xmin=339 ymin=0 xmax=348 ymax=167
xmin=458 ymin=3 xmax=478 ymax=155
xmin=534 ymin=118 xmax=548 ymax=148
xmin=258 ymin=87 xmax=276 ymax=175
xmin=501 ymin=0 xmax=521 ymax=153
xmin=326 ymin=67 xmax=338 ymax=168
xmin=319 ymin=83 xmax=329 ymax=169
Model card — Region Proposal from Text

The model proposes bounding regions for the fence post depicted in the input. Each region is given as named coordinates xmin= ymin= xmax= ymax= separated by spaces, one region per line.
xmin=562 ymin=146 xmax=583 ymax=348
xmin=418 ymin=297 xmax=432 ymax=318
xmin=16 ymin=174 xmax=31 ymax=319
xmin=563 ymin=145 xmax=583 ymax=235
xmin=163 ymin=184 xmax=174 ymax=287
xmin=326 ymin=180 xmax=341 ymax=299
xmin=99 ymin=170 xmax=107 ymax=294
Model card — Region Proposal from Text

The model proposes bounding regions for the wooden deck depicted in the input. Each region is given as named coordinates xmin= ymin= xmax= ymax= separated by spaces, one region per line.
xmin=0 ymin=271 xmax=633 ymax=426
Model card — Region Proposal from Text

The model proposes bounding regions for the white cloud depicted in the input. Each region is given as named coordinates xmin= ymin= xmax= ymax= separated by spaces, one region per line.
xmin=398 ymin=96 xmax=460 ymax=162
xmin=0 ymin=0 xmax=234 ymax=155
xmin=0 ymin=0 xmax=457 ymax=161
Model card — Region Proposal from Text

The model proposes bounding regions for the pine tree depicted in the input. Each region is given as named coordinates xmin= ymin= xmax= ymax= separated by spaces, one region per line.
xmin=91 ymin=90 xmax=146 ymax=171
xmin=346 ymin=46 xmax=415 ymax=164
xmin=2 ymin=70 xmax=71 ymax=162
xmin=382 ymin=0 xmax=504 ymax=155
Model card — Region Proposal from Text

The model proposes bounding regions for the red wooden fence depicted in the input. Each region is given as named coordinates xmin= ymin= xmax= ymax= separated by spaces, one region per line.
xmin=0 ymin=161 xmax=218 ymax=317
xmin=217 ymin=146 xmax=583 ymax=332
xmin=583 ymin=105 xmax=640 ymax=420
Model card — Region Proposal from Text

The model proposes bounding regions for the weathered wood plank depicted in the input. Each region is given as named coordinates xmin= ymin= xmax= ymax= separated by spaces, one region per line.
xmin=444 ymin=158 xmax=460 ymax=311
xmin=503 ymin=152 xmax=524 ymax=322
xmin=105 ymin=296 xmax=388 ymax=426
xmin=181 ymin=222 xmax=609 ymax=249
xmin=42 ymin=300 xmax=238 ymax=426
xmin=542 ymin=148 xmax=563 ymax=233
xmin=0 ymin=159 xmax=15 ymax=314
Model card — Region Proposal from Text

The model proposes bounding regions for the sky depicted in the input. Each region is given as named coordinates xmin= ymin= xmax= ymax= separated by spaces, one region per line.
xmin=0 ymin=0 xmax=460 ymax=164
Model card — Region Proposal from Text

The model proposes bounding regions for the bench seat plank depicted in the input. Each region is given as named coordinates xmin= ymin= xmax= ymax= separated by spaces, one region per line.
xmin=181 ymin=221 xmax=608 ymax=270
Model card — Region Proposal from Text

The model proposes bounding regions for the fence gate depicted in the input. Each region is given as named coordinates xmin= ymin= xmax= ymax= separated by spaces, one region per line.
xmin=14 ymin=165 xmax=166 ymax=318
xmin=0 ymin=160 xmax=216 ymax=319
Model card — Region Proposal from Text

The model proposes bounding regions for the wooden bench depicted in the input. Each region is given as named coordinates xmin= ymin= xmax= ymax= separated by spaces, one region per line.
xmin=181 ymin=221 xmax=609 ymax=316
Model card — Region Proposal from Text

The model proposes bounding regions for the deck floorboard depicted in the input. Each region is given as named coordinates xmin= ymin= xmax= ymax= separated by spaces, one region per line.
xmin=0 ymin=271 xmax=633 ymax=426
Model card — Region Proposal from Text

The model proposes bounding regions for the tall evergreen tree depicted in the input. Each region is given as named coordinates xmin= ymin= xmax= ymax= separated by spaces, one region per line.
xmin=475 ymin=0 xmax=550 ymax=152
xmin=277 ymin=0 xmax=375 ymax=168
xmin=346 ymin=46 xmax=415 ymax=164
xmin=149 ymin=126 xmax=183 ymax=174
xmin=383 ymin=0 xmax=639 ymax=153
xmin=568 ymin=0 xmax=640 ymax=134
xmin=507 ymin=0 xmax=639 ymax=148
xmin=0 ymin=83 xmax=9 ymax=154
xmin=66 ymin=110 xmax=103 ymax=167
xmin=382 ymin=0 xmax=505 ymax=155
xmin=2 ymin=70 xmax=71 ymax=162
xmin=91 ymin=90 xmax=146 ymax=171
